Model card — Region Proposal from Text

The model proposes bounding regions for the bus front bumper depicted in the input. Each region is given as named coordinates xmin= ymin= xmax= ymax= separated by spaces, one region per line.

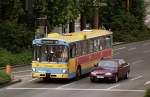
xmin=32 ymin=72 xmax=69 ymax=79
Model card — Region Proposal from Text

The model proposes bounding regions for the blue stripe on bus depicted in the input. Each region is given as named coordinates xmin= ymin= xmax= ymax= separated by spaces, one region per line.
xmin=34 ymin=67 xmax=66 ymax=74
xmin=69 ymin=73 xmax=76 ymax=78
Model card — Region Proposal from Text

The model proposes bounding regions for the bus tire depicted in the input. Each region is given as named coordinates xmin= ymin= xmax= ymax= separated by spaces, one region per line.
xmin=76 ymin=66 xmax=81 ymax=80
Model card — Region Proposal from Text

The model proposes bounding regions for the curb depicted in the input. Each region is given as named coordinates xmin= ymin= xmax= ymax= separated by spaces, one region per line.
xmin=113 ymin=42 xmax=125 ymax=46
xmin=0 ymin=64 xmax=31 ymax=70
xmin=0 ymin=79 xmax=22 ymax=88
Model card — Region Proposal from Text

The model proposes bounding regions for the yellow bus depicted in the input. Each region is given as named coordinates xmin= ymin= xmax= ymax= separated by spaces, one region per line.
xmin=32 ymin=29 xmax=113 ymax=79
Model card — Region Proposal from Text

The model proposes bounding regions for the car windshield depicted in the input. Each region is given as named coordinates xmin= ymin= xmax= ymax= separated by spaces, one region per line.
xmin=98 ymin=60 xmax=118 ymax=70
xmin=33 ymin=45 xmax=68 ymax=63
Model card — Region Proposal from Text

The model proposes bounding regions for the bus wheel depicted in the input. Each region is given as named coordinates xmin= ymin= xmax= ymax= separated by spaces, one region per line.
xmin=76 ymin=67 xmax=81 ymax=80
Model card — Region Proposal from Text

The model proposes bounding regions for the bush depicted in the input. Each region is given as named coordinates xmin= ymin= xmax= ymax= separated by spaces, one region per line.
xmin=144 ymin=88 xmax=150 ymax=97
xmin=0 ymin=21 xmax=34 ymax=53
xmin=0 ymin=70 xmax=11 ymax=84
xmin=0 ymin=48 xmax=32 ymax=67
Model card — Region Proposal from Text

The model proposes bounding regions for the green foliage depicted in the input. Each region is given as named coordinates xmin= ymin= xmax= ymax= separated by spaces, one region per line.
xmin=45 ymin=0 xmax=79 ymax=27
xmin=101 ymin=0 xmax=150 ymax=42
xmin=144 ymin=88 xmax=150 ymax=97
xmin=0 ymin=48 xmax=32 ymax=67
xmin=0 ymin=70 xmax=11 ymax=84
xmin=0 ymin=21 xmax=34 ymax=53
xmin=0 ymin=0 xmax=24 ymax=22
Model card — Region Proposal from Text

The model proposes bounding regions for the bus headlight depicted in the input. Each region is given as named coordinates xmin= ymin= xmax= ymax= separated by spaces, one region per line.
xmin=32 ymin=68 xmax=36 ymax=72
xmin=62 ymin=69 xmax=68 ymax=74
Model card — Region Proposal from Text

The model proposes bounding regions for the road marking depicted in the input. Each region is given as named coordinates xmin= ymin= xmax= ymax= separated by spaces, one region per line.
xmin=106 ymin=84 xmax=120 ymax=90
xmin=6 ymin=87 xmax=145 ymax=92
xmin=56 ymin=82 xmax=76 ymax=89
xmin=131 ymin=75 xmax=143 ymax=81
xmin=132 ymin=60 xmax=144 ymax=65
xmin=144 ymin=81 xmax=150 ymax=86
xmin=114 ymin=47 xmax=126 ymax=51
xmin=15 ymin=75 xmax=31 ymax=78
xmin=143 ymin=43 xmax=150 ymax=46
xmin=113 ymin=52 xmax=120 ymax=56
xmin=143 ymin=50 xmax=150 ymax=53
xmin=13 ymin=70 xmax=32 ymax=74
xmin=128 ymin=47 xmax=136 ymax=51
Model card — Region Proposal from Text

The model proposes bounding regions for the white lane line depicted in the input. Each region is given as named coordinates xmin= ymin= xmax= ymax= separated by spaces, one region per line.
xmin=13 ymin=70 xmax=32 ymax=74
xmin=128 ymin=47 xmax=136 ymax=51
xmin=106 ymin=84 xmax=120 ymax=90
xmin=56 ymin=82 xmax=76 ymax=89
xmin=6 ymin=87 xmax=145 ymax=92
xmin=143 ymin=50 xmax=150 ymax=53
xmin=114 ymin=47 xmax=126 ymax=51
xmin=143 ymin=43 xmax=150 ymax=46
xmin=144 ymin=81 xmax=150 ymax=86
xmin=131 ymin=75 xmax=143 ymax=81
xmin=132 ymin=60 xmax=144 ymax=65
xmin=15 ymin=75 xmax=32 ymax=78
xmin=113 ymin=52 xmax=120 ymax=56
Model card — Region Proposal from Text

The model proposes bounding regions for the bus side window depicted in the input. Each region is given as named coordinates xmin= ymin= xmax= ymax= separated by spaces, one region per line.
xmin=88 ymin=39 xmax=94 ymax=53
xmin=76 ymin=42 xmax=81 ymax=56
xmin=94 ymin=38 xmax=99 ymax=52
xmin=82 ymin=40 xmax=87 ymax=55
xmin=70 ymin=45 xmax=76 ymax=58
xmin=99 ymin=37 xmax=103 ymax=50
xmin=101 ymin=37 xmax=106 ymax=50
xmin=105 ymin=36 xmax=111 ymax=48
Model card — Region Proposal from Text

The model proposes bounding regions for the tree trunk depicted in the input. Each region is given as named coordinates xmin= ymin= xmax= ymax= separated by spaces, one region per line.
xmin=126 ymin=0 xmax=130 ymax=12
xmin=92 ymin=8 xmax=99 ymax=29
xmin=69 ymin=21 xmax=75 ymax=33
xmin=80 ymin=14 xmax=86 ymax=31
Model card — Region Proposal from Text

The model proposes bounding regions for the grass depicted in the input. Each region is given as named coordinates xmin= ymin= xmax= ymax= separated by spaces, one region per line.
xmin=0 ymin=70 xmax=11 ymax=84
xmin=144 ymin=88 xmax=150 ymax=97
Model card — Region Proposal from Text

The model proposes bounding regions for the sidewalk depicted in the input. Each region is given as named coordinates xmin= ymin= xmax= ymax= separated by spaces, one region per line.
xmin=0 ymin=78 xmax=21 ymax=88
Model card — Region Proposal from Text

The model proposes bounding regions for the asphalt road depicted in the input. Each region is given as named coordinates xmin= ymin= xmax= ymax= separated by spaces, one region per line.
xmin=0 ymin=40 xmax=150 ymax=97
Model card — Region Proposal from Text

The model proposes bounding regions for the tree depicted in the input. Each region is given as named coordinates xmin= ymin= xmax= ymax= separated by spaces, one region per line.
xmin=0 ymin=0 xmax=24 ymax=22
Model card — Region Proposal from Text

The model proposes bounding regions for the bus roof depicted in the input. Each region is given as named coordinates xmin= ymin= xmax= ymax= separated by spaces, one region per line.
xmin=47 ymin=29 xmax=112 ymax=43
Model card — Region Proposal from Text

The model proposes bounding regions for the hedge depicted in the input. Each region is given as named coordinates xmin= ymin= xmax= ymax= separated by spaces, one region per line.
xmin=0 ymin=70 xmax=11 ymax=84
xmin=0 ymin=48 xmax=32 ymax=67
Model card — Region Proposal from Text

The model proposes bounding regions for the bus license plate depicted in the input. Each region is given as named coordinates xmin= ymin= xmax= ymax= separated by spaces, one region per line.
xmin=97 ymin=76 xmax=104 ymax=79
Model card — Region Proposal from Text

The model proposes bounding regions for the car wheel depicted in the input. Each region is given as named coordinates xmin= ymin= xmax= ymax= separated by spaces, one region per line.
xmin=114 ymin=75 xmax=119 ymax=83
xmin=90 ymin=77 xmax=96 ymax=82
xmin=124 ymin=72 xmax=129 ymax=79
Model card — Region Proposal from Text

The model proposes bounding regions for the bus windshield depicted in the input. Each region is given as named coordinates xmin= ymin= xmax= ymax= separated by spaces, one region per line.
xmin=33 ymin=45 xmax=68 ymax=63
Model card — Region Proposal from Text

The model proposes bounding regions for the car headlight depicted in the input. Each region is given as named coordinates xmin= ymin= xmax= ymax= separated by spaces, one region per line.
xmin=62 ymin=69 xmax=68 ymax=74
xmin=32 ymin=68 xmax=36 ymax=72
xmin=91 ymin=72 xmax=96 ymax=75
xmin=105 ymin=72 xmax=112 ymax=76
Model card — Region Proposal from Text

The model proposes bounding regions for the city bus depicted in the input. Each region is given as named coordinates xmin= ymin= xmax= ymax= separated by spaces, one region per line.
xmin=32 ymin=29 xmax=113 ymax=79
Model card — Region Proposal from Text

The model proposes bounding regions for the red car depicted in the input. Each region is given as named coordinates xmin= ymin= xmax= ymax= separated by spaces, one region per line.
xmin=90 ymin=59 xmax=130 ymax=83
